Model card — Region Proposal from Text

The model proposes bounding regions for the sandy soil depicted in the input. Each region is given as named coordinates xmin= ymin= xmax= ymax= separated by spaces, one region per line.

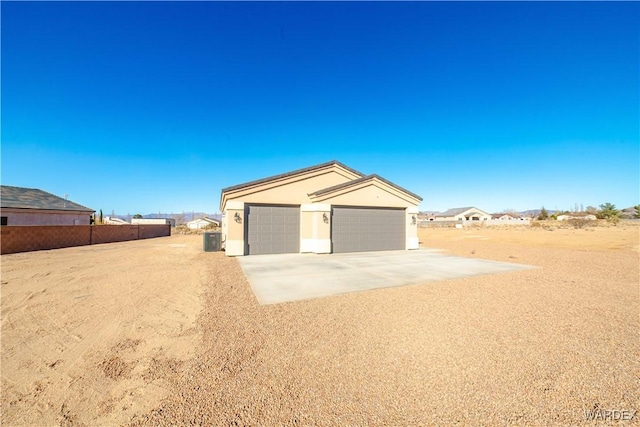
xmin=1 ymin=236 xmax=206 ymax=425
xmin=2 ymin=224 xmax=638 ymax=426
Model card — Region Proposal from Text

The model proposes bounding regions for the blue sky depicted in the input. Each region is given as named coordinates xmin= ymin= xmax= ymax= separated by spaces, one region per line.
xmin=2 ymin=1 xmax=638 ymax=214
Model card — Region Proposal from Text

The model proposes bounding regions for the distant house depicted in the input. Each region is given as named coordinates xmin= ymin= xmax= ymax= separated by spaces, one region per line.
xmin=418 ymin=212 xmax=438 ymax=221
xmin=435 ymin=207 xmax=491 ymax=221
xmin=0 ymin=185 xmax=94 ymax=226
xmin=186 ymin=217 xmax=220 ymax=230
xmin=620 ymin=207 xmax=637 ymax=219
xmin=103 ymin=216 xmax=130 ymax=225
xmin=491 ymin=213 xmax=517 ymax=220
xmin=557 ymin=214 xmax=597 ymax=221
xmin=131 ymin=218 xmax=176 ymax=227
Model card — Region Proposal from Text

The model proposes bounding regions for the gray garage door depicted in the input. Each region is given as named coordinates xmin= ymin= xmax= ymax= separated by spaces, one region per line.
xmin=332 ymin=207 xmax=405 ymax=253
xmin=245 ymin=205 xmax=300 ymax=255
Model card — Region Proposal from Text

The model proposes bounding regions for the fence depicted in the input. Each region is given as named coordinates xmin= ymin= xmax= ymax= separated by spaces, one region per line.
xmin=419 ymin=219 xmax=531 ymax=228
xmin=0 ymin=224 xmax=171 ymax=255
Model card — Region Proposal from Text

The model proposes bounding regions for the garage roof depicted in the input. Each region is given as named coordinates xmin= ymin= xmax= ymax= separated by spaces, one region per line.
xmin=220 ymin=160 xmax=422 ymax=211
xmin=309 ymin=174 xmax=423 ymax=202
xmin=221 ymin=160 xmax=364 ymax=194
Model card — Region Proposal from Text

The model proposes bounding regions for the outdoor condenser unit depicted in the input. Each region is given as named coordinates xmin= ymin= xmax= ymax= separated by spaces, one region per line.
xmin=203 ymin=232 xmax=222 ymax=252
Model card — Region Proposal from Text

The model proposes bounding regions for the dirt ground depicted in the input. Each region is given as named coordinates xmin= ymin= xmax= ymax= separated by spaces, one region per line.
xmin=1 ymin=224 xmax=638 ymax=426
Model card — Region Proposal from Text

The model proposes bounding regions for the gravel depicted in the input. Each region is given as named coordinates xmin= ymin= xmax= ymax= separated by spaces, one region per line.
xmin=129 ymin=226 xmax=639 ymax=426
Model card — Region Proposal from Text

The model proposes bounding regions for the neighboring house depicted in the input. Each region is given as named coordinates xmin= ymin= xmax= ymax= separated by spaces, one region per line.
xmin=491 ymin=213 xmax=518 ymax=220
xmin=187 ymin=217 xmax=220 ymax=230
xmin=418 ymin=212 xmax=437 ymax=221
xmin=131 ymin=218 xmax=176 ymax=227
xmin=220 ymin=160 xmax=422 ymax=256
xmin=435 ymin=207 xmax=491 ymax=221
xmin=0 ymin=185 xmax=94 ymax=226
xmin=557 ymin=214 xmax=597 ymax=221
xmin=103 ymin=216 xmax=130 ymax=225
xmin=619 ymin=207 xmax=637 ymax=219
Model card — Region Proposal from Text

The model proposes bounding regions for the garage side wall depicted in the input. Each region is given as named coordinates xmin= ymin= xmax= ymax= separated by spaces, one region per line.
xmin=300 ymin=204 xmax=331 ymax=254
xmin=406 ymin=206 xmax=419 ymax=250
xmin=224 ymin=201 xmax=245 ymax=256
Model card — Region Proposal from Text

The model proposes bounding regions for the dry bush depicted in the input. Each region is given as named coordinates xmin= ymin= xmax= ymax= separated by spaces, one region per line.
xmin=530 ymin=220 xmax=551 ymax=229
xmin=567 ymin=218 xmax=592 ymax=229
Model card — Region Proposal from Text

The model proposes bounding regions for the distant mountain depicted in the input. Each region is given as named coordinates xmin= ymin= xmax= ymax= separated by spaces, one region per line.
xmin=519 ymin=209 xmax=558 ymax=217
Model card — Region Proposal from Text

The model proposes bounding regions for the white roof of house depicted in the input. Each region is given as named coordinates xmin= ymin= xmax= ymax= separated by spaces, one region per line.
xmin=187 ymin=217 xmax=219 ymax=224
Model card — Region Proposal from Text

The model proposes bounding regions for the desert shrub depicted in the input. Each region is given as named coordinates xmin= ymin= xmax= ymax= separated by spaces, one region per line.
xmin=597 ymin=203 xmax=620 ymax=221
xmin=530 ymin=220 xmax=551 ymax=229
xmin=537 ymin=207 xmax=549 ymax=220
xmin=568 ymin=218 xmax=592 ymax=229
xmin=606 ymin=216 xmax=620 ymax=225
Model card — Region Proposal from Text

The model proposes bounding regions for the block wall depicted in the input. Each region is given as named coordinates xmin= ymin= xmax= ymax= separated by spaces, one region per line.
xmin=0 ymin=226 xmax=91 ymax=254
xmin=0 ymin=225 xmax=171 ymax=254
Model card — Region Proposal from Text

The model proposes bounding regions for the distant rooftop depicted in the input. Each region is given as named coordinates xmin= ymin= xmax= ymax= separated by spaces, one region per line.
xmin=435 ymin=207 xmax=476 ymax=217
xmin=1 ymin=185 xmax=94 ymax=212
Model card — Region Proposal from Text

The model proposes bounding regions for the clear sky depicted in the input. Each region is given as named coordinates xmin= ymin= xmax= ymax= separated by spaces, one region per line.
xmin=2 ymin=1 xmax=638 ymax=214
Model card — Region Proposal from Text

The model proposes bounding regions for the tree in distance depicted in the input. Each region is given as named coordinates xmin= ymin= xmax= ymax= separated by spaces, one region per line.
xmin=597 ymin=203 xmax=620 ymax=223
xmin=537 ymin=206 xmax=549 ymax=220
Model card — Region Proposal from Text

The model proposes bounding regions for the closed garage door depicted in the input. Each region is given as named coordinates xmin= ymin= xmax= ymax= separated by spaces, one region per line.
xmin=332 ymin=207 xmax=405 ymax=253
xmin=245 ymin=205 xmax=300 ymax=255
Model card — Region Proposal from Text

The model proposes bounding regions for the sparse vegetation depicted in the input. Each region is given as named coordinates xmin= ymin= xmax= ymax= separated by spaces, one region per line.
xmin=597 ymin=203 xmax=620 ymax=224
xmin=537 ymin=207 xmax=549 ymax=220
xmin=567 ymin=217 xmax=592 ymax=229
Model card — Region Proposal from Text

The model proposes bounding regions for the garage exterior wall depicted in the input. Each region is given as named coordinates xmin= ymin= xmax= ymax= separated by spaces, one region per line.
xmin=221 ymin=168 xmax=361 ymax=208
xmin=308 ymin=183 xmax=417 ymax=208
xmin=223 ymin=202 xmax=419 ymax=256
xmin=220 ymin=163 xmax=421 ymax=256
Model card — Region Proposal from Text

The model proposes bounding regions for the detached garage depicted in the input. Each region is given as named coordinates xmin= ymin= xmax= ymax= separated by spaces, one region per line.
xmin=220 ymin=161 xmax=422 ymax=256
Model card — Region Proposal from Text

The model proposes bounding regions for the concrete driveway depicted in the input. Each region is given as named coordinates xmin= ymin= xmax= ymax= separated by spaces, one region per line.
xmin=238 ymin=249 xmax=532 ymax=305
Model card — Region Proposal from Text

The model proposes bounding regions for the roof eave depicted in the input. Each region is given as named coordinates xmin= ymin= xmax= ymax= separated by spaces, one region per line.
xmin=308 ymin=174 xmax=422 ymax=203
xmin=219 ymin=160 xmax=366 ymax=211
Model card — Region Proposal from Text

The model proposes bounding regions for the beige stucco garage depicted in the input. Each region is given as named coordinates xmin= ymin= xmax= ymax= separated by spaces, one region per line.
xmin=220 ymin=161 xmax=422 ymax=256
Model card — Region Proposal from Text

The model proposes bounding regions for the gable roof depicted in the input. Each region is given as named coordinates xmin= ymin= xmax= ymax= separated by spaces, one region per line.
xmin=188 ymin=217 xmax=220 ymax=224
xmin=491 ymin=213 xmax=515 ymax=219
xmin=1 ymin=185 xmax=94 ymax=212
xmin=309 ymin=174 xmax=423 ymax=201
xmin=221 ymin=160 xmax=365 ymax=194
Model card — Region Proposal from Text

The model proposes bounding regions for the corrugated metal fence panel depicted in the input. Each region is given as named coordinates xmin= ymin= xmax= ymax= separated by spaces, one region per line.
xmin=246 ymin=205 xmax=300 ymax=255
xmin=332 ymin=207 xmax=405 ymax=253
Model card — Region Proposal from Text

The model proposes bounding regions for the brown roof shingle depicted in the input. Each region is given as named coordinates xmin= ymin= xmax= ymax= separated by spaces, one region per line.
xmin=1 ymin=185 xmax=94 ymax=212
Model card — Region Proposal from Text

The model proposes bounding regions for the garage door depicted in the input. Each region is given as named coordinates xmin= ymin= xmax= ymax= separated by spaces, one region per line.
xmin=332 ymin=207 xmax=405 ymax=253
xmin=245 ymin=205 xmax=300 ymax=255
